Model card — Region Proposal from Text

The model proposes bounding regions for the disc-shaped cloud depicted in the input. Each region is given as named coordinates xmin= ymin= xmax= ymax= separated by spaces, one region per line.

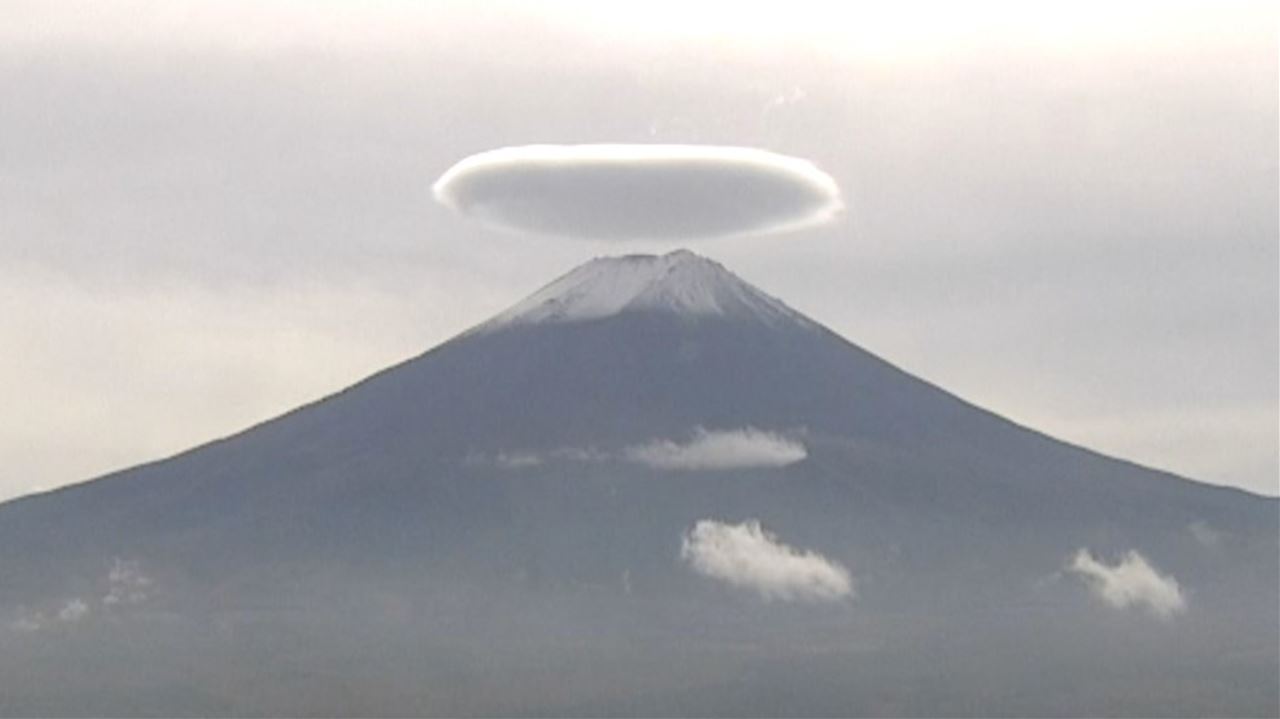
xmin=1068 ymin=549 xmax=1186 ymax=619
xmin=433 ymin=145 xmax=842 ymax=241
xmin=681 ymin=519 xmax=852 ymax=603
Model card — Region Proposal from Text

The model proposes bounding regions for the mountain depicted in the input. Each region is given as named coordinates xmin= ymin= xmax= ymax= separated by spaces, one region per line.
xmin=1 ymin=250 xmax=1275 ymax=717
xmin=476 ymin=249 xmax=806 ymax=330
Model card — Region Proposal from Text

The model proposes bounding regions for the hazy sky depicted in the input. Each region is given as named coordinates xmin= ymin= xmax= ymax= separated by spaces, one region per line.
xmin=1 ymin=1 xmax=1275 ymax=500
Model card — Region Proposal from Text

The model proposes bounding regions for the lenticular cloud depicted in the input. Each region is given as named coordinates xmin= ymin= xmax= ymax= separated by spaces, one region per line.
xmin=681 ymin=519 xmax=853 ymax=603
xmin=433 ymin=144 xmax=842 ymax=241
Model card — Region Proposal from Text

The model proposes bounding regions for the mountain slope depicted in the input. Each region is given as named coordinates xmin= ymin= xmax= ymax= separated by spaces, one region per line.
xmin=0 ymin=250 xmax=1275 ymax=717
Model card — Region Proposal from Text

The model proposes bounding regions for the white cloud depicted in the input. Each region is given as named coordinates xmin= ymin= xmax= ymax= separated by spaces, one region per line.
xmin=475 ymin=446 xmax=608 ymax=470
xmin=103 ymin=559 xmax=152 ymax=606
xmin=433 ymin=144 xmax=842 ymax=241
xmin=8 ymin=598 xmax=91 ymax=633
xmin=625 ymin=428 xmax=807 ymax=471
xmin=9 ymin=610 xmax=45 ymax=633
xmin=3 ymin=561 xmax=157 ymax=634
xmin=493 ymin=451 xmax=544 ymax=469
xmin=680 ymin=519 xmax=852 ymax=602
xmin=550 ymin=447 xmax=609 ymax=463
xmin=57 ymin=599 xmax=90 ymax=623
xmin=478 ymin=430 xmax=804 ymax=472
xmin=1067 ymin=548 xmax=1186 ymax=619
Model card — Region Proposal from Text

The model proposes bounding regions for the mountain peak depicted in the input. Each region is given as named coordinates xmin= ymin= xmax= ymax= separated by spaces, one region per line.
xmin=475 ymin=249 xmax=809 ymax=332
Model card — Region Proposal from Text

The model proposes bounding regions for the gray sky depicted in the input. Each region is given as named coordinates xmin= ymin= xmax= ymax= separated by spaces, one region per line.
xmin=1 ymin=1 xmax=1275 ymax=500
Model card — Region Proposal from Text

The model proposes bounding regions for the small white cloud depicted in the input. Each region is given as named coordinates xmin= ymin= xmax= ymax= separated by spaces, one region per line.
xmin=9 ymin=610 xmax=45 ymax=633
xmin=625 ymin=428 xmax=806 ymax=471
xmin=57 ymin=598 xmax=90 ymax=623
xmin=494 ymin=451 xmax=544 ymax=469
xmin=478 ymin=447 xmax=607 ymax=470
xmin=481 ymin=432 xmax=803 ymax=473
xmin=1067 ymin=548 xmax=1186 ymax=619
xmin=1189 ymin=520 xmax=1221 ymax=548
xmin=680 ymin=519 xmax=852 ymax=603
xmin=9 ymin=599 xmax=91 ymax=633
xmin=104 ymin=558 xmax=152 ymax=606
xmin=433 ymin=144 xmax=842 ymax=241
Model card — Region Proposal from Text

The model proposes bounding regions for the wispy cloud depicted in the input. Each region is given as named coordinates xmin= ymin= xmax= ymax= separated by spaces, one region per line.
xmin=9 ymin=610 xmax=46 ymax=633
xmin=1188 ymin=520 xmax=1221 ymax=548
xmin=473 ymin=446 xmax=608 ymax=470
xmin=103 ymin=558 xmax=152 ymax=606
xmin=550 ymin=447 xmax=609 ymax=463
xmin=1067 ymin=549 xmax=1186 ymax=619
xmin=56 ymin=598 xmax=90 ymax=621
xmin=625 ymin=428 xmax=807 ymax=471
xmin=493 ymin=451 xmax=544 ymax=469
xmin=476 ymin=428 xmax=806 ymax=472
xmin=57 ymin=599 xmax=90 ymax=623
xmin=680 ymin=519 xmax=852 ymax=602
xmin=5 ymin=558 xmax=155 ymax=634
xmin=8 ymin=597 xmax=90 ymax=633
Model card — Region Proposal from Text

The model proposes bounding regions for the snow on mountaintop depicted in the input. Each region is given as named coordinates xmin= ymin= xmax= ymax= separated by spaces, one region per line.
xmin=476 ymin=250 xmax=811 ymax=332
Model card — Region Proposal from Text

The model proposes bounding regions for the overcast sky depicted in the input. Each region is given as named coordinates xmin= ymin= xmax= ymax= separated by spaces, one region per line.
xmin=1 ymin=1 xmax=1275 ymax=500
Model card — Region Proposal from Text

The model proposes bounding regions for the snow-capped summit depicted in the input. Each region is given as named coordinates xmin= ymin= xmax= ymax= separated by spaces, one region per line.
xmin=477 ymin=249 xmax=809 ymax=332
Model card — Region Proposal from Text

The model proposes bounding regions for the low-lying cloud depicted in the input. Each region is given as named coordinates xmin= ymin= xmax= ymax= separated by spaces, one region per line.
xmin=103 ymin=558 xmax=152 ymax=606
xmin=9 ymin=610 xmax=46 ymax=633
xmin=625 ymin=428 xmax=807 ymax=471
xmin=680 ymin=519 xmax=852 ymax=602
xmin=8 ymin=597 xmax=90 ymax=634
xmin=472 ymin=446 xmax=607 ymax=470
xmin=57 ymin=599 xmax=90 ymax=623
xmin=6 ymin=558 xmax=154 ymax=634
xmin=476 ymin=428 xmax=806 ymax=473
xmin=1068 ymin=549 xmax=1186 ymax=619
xmin=433 ymin=144 xmax=842 ymax=241
xmin=493 ymin=451 xmax=544 ymax=469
